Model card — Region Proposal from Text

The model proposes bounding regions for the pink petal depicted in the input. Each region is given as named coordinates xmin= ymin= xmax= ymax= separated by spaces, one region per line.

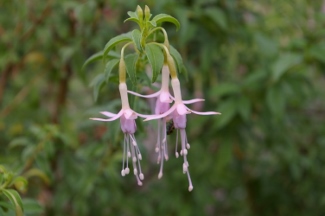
xmin=182 ymin=98 xmax=205 ymax=104
xmin=127 ymin=90 xmax=161 ymax=98
xmin=189 ymin=109 xmax=221 ymax=115
xmin=177 ymin=104 xmax=190 ymax=115
xmin=100 ymin=111 xmax=118 ymax=117
xmin=144 ymin=105 xmax=177 ymax=121
xmin=90 ymin=110 xmax=123 ymax=121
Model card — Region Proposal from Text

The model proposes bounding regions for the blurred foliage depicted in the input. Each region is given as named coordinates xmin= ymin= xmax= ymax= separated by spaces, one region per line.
xmin=1 ymin=0 xmax=325 ymax=215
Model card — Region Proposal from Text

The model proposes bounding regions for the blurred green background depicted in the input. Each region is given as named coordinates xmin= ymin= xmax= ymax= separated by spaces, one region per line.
xmin=1 ymin=0 xmax=325 ymax=215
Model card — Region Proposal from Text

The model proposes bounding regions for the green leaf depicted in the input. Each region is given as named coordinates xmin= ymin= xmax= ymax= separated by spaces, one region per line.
xmin=2 ymin=189 xmax=24 ymax=216
xmin=124 ymin=53 xmax=139 ymax=85
xmin=205 ymin=8 xmax=227 ymax=30
xmin=82 ymin=51 xmax=103 ymax=69
xmin=132 ymin=29 xmax=142 ymax=51
xmin=104 ymin=59 xmax=119 ymax=82
xmin=169 ymin=45 xmax=186 ymax=74
xmin=151 ymin=14 xmax=180 ymax=30
xmin=9 ymin=137 xmax=32 ymax=149
xmin=145 ymin=44 xmax=164 ymax=83
xmin=272 ymin=53 xmax=302 ymax=82
xmin=90 ymin=73 xmax=106 ymax=101
xmin=308 ymin=43 xmax=325 ymax=63
xmin=124 ymin=11 xmax=140 ymax=24
xmin=103 ymin=32 xmax=132 ymax=58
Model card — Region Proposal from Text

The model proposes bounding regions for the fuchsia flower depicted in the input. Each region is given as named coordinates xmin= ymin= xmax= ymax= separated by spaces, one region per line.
xmin=90 ymin=83 xmax=150 ymax=186
xmin=144 ymin=78 xmax=221 ymax=191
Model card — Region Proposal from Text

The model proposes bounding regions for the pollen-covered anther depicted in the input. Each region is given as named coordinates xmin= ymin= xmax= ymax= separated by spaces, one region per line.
xmin=134 ymin=168 xmax=138 ymax=175
xmin=139 ymin=173 xmax=144 ymax=180
xmin=121 ymin=169 xmax=125 ymax=176
xmin=186 ymin=143 xmax=190 ymax=149
xmin=125 ymin=167 xmax=130 ymax=174
xmin=155 ymin=147 xmax=159 ymax=152
xmin=133 ymin=157 xmax=137 ymax=162
xmin=127 ymin=151 xmax=131 ymax=157
xmin=158 ymin=172 xmax=163 ymax=179
xmin=188 ymin=185 xmax=193 ymax=192
xmin=175 ymin=152 xmax=179 ymax=158
xmin=180 ymin=150 xmax=183 ymax=156
xmin=132 ymin=141 xmax=137 ymax=146
xmin=183 ymin=149 xmax=188 ymax=155
xmin=138 ymin=154 xmax=142 ymax=160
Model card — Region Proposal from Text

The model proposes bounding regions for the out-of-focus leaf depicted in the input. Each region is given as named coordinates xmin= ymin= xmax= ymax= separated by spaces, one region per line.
xmin=205 ymin=8 xmax=227 ymax=30
xmin=254 ymin=33 xmax=278 ymax=57
xmin=124 ymin=53 xmax=139 ymax=85
xmin=103 ymin=32 xmax=132 ymax=58
xmin=22 ymin=199 xmax=43 ymax=215
xmin=2 ymin=189 xmax=24 ymax=216
xmin=214 ymin=99 xmax=237 ymax=129
xmin=13 ymin=176 xmax=28 ymax=193
xmin=308 ymin=43 xmax=325 ymax=63
xmin=132 ymin=29 xmax=142 ymax=51
xmin=210 ymin=83 xmax=240 ymax=98
xmin=237 ymin=96 xmax=251 ymax=121
xmin=104 ymin=59 xmax=119 ymax=82
xmin=145 ymin=44 xmax=164 ymax=83
xmin=9 ymin=137 xmax=32 ymax=149
xmin=266 ymin=86 xmax=285 ymax=116
xmin=24 ymin=168 xmax=50 ymax=185
xmin=272 ymin=53 xmax=302 ymax=82
xmin=151 ymin=14 xmax=180 ymax=30
xmin=89 ymin=73 xmax=106 ymax=101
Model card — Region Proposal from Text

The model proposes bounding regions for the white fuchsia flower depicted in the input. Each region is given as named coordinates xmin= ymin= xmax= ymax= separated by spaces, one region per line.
xmin=145 ymin=78 xmax=221 ymax=191
xmin=90 ymin=83 xmax=150 ymax=186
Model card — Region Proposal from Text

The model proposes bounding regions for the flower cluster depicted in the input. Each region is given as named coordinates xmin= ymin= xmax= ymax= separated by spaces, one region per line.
xmin=88 ymin=6 xmax=220 ymax=191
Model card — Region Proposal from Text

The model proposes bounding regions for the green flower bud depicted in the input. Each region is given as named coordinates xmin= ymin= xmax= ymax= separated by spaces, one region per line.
xmin=145 ymin=5 xmax=151 ymax=21
xmin=136 ymin=5 xmax=143 ymax=21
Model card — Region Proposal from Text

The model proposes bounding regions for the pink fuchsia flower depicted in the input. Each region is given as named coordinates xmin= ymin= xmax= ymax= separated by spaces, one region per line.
xmin=90 ymin=83 xmax=150 ymax=186
xmin=128 ymin=65 xmax=205 ymax=179
xmin=145 ymin=78 xmax=221 ymax=191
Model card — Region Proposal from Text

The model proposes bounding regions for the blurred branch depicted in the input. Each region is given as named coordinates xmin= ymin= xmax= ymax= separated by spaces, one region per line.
xmin=0 ymin=63 xmax=13 ymax=105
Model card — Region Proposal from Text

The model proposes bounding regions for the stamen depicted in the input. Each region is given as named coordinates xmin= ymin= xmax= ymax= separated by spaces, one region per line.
xmin=175 ymin=130 xmax=179 ymax=158
xmin=139 ymin=173 xmax=144 ymax=180
xmin=121 ymin=169 xmax=125 ymax=176
xmin=187 ymin=143 xmax=190 ymax=149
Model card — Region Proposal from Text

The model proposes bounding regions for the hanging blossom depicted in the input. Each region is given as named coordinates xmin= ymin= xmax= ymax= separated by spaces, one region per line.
xmin=128 ymin=65 xmax=205 ymax=179
xmin=144 ymin=56 xmax=221 ymax=191
xmin=90 ymin=82 xmax=150 ymax=186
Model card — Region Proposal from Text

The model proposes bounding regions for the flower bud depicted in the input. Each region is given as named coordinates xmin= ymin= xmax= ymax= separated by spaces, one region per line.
xmin=136 ymin=5 xmax=143 ymax=21
xmin=145 ymin=5 xmax=151 ymax=21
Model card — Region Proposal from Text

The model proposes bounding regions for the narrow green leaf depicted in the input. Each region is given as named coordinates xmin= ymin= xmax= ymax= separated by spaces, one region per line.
xmin=104 ymin=59 xmax=119 ymax=82
xmin=132 ymin=29 xmax=142 ymax=52
xmin=103 ymin=32 xmax=132 ymax=57
xmin=90 ymin=73 xmax=106 ymax=101
xmin=205 ymin=8 xmax=227 ymax=30
xmin=124 ymin=53 xmax=139 ymax=85
xmin=2 ymin=189 xmax=24 ymax=216
xmin=272 ymin=53 xmax=302 ymax=82
xmin=169 ymin=45 xmax=186 ymax=74
xmin=151 ymin=14 xmax=180 ymax=30
xmin=145 ymin=44 xmax=164 ymax=83
xmin=82 ymin=51 xmax=103 ymax=69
